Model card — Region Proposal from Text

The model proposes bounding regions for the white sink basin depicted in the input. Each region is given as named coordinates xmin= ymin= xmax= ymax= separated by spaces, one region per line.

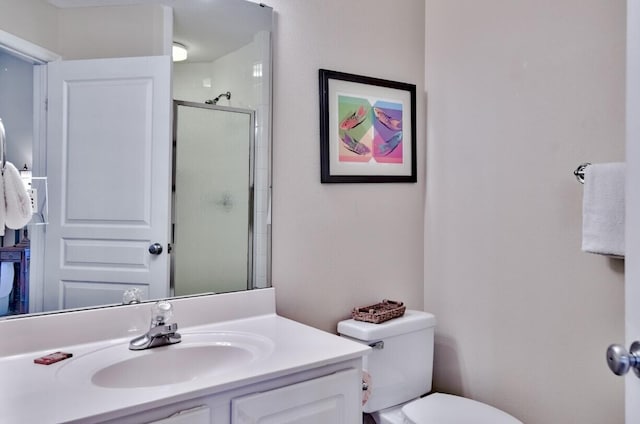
xmin=56 ymin=331 xmax=274 ymax=389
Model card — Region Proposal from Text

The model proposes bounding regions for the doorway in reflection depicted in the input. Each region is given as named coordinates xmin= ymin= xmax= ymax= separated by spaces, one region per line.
xmin=0 ymin=51 xmax=35 ymax=317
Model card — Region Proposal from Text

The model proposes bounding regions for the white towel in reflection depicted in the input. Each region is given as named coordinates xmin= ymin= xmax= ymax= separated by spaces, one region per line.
xmin=0 ymin=166 xmax=6 ymax=237
xmin=0 ymin=121 xmax=6 ymax=236
xmin=3 ymin=161 xmax=31 ymax=229
xmin=0 ymin=262 xmax=13 ymax=299
xmin=581 ymin=162 xmax=625 ymax=257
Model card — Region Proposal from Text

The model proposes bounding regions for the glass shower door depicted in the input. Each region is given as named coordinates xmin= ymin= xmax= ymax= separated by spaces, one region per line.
xmin=172 ymin=101 xmax=254 ymax=295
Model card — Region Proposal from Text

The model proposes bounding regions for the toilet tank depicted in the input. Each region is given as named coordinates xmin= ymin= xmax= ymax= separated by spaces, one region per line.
xmin=338 ymin=310 xmax=436 ymax=414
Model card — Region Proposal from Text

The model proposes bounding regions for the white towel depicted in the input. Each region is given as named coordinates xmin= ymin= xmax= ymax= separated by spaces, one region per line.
xmin=581 ymin=162 xmax=625 ymax=257
xmin=3 ymin=161 xmax=32 ymax=229
xmin=0 ymin=165 xmax=6 ymax=237
xmin=0 ymin=262 xmax=13 ymax=299
xmin=0 ymin=121 xmax=7 ymax=236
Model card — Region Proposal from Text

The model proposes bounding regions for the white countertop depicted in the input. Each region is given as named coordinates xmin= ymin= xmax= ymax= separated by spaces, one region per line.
xmin=0 ymin=313 xmax=369 ymax=423
xmin=0 ymin=289 xmax=370 ymax=423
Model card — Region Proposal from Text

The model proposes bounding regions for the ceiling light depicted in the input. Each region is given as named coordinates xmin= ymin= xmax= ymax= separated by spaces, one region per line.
xmin=172 ymin=42 xmax=188 ymax=62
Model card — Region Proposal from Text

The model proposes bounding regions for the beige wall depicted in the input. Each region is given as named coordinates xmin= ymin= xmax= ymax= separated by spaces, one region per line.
xmin=0 ymin=2 xmax=166 ymax=60
xmin=57 ymin=4 xmax=168 ymax=59
xmin=0 ymin=0 xmax=59 ymax=52
xmin=425 ymin=1 xmax=625 ymax=423
xmin=269 ymin=0 xmax=427 ymax=333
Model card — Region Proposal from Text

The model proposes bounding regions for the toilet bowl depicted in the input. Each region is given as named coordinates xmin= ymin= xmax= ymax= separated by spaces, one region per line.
xmin=337 ymin=310 xmax=522 ymax=424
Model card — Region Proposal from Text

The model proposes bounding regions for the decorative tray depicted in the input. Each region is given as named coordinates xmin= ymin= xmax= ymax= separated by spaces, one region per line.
xmin=352 ymin=299 xmax=406 ymax=324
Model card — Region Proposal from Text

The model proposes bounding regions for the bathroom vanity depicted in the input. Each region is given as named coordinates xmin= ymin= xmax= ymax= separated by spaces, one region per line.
xmin=0 ymin=289 xmax=369 ymax=423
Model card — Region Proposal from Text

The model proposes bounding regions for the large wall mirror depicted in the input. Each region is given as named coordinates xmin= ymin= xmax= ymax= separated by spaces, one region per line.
xmin=0 ymin=0 xmax=272 ymax=320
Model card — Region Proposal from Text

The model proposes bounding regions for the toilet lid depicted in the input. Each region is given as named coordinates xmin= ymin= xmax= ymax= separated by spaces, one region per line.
xmin=401 ymin=393 xmax=522 ymax=424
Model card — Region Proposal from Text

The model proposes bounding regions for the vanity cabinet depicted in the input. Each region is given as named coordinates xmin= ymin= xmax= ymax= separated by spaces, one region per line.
xmin=98 ymin=361 xmax=362 ymax=424
xmin=231 ymin=368 xmax=361 ymax=423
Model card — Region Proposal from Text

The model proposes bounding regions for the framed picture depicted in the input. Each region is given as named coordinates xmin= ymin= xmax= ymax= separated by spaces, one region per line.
xmin=319 ymin=69 xmax=417 ymax=183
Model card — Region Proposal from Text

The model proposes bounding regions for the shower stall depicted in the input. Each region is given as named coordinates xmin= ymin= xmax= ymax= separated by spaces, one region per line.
xmin=171 ymin=100 xmax=255 ymax=295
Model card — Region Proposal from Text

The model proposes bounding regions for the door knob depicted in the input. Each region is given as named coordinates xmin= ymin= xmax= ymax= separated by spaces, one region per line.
xmin=607 ymin=341 xmax=640 ymax=377
xmin=148 ymin=243 xmax=163 ymax=255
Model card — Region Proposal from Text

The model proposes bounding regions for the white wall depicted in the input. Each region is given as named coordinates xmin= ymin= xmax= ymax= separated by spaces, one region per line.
xmin=0 ymin=52 xmax=33 ymax=169
xmin=174 ymin=37 xmax=260 ymax=108
xmin=269 ymin=0 xmax=426 ymax=333
xmin=425 ymin=1 xmax=625 ymax=423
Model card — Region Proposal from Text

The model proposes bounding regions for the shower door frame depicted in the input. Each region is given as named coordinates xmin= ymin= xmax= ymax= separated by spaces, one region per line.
xmin=171 ymin=100 xmax=256 ymax=293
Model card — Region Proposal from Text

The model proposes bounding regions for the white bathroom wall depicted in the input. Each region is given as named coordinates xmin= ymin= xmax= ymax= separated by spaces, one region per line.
xmin=174 ymin=38 xmax=258 ymax=107
xmin=269 ymin=0 xmax=426 ymax=332
xmin=0 ymin=52 xmax=33 ymax=170
xmin=424 ymin=1 xmax=625 ymax=423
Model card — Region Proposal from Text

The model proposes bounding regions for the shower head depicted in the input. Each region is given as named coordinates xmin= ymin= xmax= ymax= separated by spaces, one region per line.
xmin=205 ymin=91 xmax=231 ymax=105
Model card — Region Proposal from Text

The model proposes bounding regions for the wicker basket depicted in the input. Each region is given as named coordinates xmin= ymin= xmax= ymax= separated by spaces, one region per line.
xmin=352 ymin=299 xmax=406 ymax=324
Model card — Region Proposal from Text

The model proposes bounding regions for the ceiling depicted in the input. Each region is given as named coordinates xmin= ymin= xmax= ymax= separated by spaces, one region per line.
xmin=46 ymin=0 xmax=272 ymax=62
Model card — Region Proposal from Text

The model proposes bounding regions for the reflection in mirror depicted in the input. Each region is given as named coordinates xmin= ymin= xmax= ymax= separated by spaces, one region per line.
xmin=0 ymin=0 xmax=272 ymax=320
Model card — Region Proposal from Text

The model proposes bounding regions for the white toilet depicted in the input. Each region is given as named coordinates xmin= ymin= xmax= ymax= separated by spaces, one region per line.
xmin=338 ymin=310 xmax=523 ymax=424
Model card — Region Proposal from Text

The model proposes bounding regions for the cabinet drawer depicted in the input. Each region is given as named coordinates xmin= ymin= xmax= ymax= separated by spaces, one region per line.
xmin=0 ymin=251 xmax=21 ymax=261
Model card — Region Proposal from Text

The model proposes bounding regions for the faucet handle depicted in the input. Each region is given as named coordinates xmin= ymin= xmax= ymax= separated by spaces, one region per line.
xmin=151 ymin=300 xmax=174 ymax=326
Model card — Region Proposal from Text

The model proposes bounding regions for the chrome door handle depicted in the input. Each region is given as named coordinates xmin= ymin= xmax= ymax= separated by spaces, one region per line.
xmin=148 ymin=243 xmax=163 ymax=255
xmin=607 ymin=341 xmax=640 ymax=377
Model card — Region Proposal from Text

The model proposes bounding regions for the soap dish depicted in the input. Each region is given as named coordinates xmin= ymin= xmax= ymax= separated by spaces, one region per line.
xmin=352 ymin=299 xmax=406 ymax=324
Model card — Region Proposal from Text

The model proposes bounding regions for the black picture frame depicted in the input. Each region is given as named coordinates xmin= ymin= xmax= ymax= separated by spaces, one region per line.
xmin=319 ymin=69 xmax=417 ymax=183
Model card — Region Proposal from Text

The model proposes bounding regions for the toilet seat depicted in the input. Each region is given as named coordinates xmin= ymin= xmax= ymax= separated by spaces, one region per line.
xmin=401 ymin=393 xmax=523 ymax=424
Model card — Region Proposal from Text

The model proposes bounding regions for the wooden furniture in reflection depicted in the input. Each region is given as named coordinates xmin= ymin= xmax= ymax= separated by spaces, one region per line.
xmin=1 ymin=240 xmax=30 ymax=315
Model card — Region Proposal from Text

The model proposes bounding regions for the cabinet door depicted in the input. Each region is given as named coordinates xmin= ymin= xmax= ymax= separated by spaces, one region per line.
xmin=231 ymin=368 xmax=361 ymax=424
xmin=44 ymin=56 xmax=172 ymax=311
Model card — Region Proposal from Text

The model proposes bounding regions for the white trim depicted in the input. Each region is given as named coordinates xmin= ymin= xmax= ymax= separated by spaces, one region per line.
xmin=0 ymin=29 xmax=60 ymax=64
xmin=628 ymin=0 xmax=640 ymax=420
xmin=0 ymin=29 xmax=57 ymax=313
xmin=28 ymin=65 xmax=49 ymax=314
xmin=160 ymin=5 xmax=173 ymax=57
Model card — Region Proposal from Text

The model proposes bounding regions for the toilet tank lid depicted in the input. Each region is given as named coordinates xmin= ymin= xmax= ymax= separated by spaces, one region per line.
xmin=337 ymin=310 xmax=436 ymax=341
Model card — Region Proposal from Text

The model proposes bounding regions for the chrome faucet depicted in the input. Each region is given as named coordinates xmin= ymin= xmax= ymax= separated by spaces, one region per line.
xmin=129 ymin=300 xmax=182 ymax=350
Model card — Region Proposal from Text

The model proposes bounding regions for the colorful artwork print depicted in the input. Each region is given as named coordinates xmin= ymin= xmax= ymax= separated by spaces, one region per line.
xmin=337 ymin=95 xmax=403 ymax=164
xmin=319 ymin=69 xmax=416 ymax=183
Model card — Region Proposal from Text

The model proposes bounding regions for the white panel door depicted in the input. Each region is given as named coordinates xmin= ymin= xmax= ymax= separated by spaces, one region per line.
xmin=628 ymin=0 xmax=640 ymax=420
xmin=44 ymin=56 xmax=171 ymax=311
